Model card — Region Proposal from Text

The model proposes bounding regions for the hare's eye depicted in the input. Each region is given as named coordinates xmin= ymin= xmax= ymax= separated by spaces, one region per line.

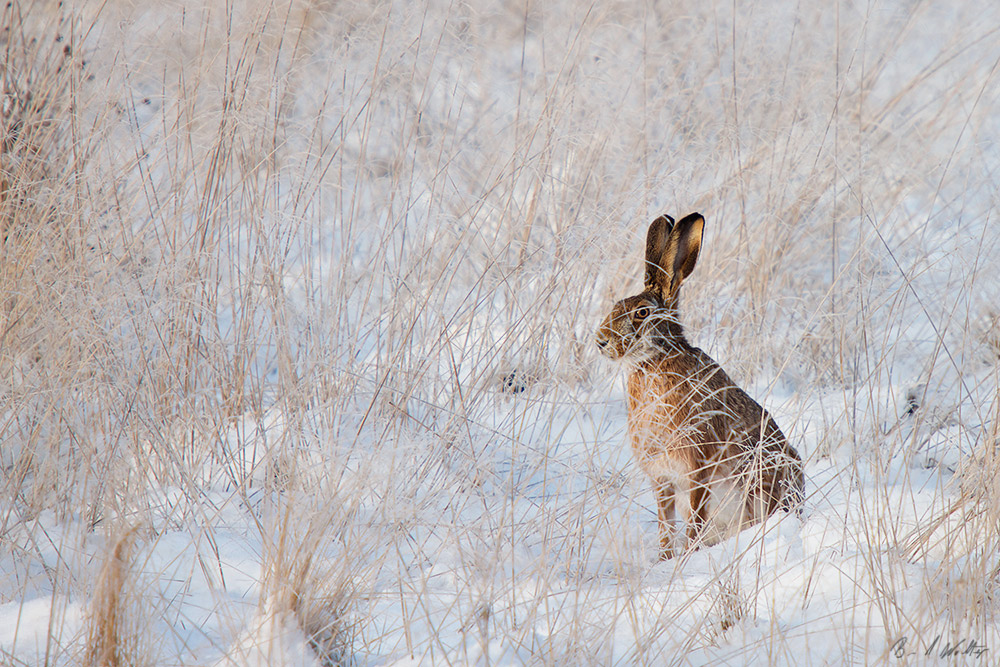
xmin=634 ymin=306 xmax=650 ymax=320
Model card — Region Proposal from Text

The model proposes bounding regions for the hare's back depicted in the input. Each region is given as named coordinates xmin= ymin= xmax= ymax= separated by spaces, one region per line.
xmin=633 ymin=347 xmax=785 ymax=451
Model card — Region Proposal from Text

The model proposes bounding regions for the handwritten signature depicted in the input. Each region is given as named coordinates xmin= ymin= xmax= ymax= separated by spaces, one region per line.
xmin=891 ymin=635 xmax=988 ymax=659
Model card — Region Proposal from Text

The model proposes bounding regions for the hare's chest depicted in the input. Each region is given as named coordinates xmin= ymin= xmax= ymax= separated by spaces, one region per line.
xmin=625 ymin=370 xmax=698 ymax=477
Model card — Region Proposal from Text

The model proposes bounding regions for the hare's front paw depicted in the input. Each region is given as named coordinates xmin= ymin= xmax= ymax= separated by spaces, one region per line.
xmin=658 ymin=524 xmax=686 ymax=560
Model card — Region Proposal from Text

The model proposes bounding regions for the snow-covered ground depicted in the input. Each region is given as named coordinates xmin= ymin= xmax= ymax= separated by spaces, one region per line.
xmin=2 ymin=1 xmax=999 ymax=664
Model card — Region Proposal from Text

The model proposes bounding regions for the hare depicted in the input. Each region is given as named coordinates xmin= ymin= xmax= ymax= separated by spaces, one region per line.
xmin=596 ymin=213 xmax=804 ymax=559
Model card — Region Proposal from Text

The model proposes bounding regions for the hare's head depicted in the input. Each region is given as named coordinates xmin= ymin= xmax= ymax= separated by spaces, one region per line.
xmin=596 ymin=212 xmax=705 ymax=361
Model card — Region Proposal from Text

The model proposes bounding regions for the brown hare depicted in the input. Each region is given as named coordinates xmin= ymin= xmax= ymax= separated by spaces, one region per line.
xmin=596 ymin=213 xmax=804 ymax=559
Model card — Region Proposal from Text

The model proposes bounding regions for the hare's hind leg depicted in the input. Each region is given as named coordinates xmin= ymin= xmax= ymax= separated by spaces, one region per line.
xmin=655 ymin=480 xmax=678 ymax=560
xmin=685 ymin=470 xmax=711 ymax=549
xmin=779 ymin=457 xmax=806 ymax=514
xmin=739 ymin=447 xmax=779 ymax=527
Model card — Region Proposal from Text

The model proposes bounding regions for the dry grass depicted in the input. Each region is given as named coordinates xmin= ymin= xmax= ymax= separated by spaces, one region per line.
xmin=2 ymin=0 xmax=1000 ymax=664
xmin=86 ymin=526 xmax=141 ymax=667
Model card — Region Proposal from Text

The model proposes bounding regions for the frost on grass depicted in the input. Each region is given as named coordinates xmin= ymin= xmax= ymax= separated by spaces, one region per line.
xmin=2 ymin=0 xmax=1000 ymax=665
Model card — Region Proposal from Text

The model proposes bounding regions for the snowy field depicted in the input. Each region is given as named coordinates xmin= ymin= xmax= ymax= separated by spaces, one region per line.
xmin=2 ymin=1 xmax=1000 ymax=664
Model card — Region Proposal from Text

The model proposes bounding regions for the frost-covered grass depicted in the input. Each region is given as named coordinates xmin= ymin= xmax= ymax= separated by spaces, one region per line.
xmin=2 ymin=0 xmax=999 ymax=664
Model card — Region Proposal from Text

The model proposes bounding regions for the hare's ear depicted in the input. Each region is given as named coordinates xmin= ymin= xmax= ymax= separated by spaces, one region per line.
xmin=644 ymin=214 xmax=675 ymax=292
xmin=662 ymin=213 xmax=704 ymax=294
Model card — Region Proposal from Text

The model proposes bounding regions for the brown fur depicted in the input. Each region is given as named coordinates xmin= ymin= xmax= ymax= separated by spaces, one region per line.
xmin=597 ymin=213 xmax=804 ymax=559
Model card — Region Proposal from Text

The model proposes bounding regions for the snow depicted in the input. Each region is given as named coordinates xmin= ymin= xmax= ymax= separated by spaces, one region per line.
xmin=2 ymin=0 xmax=1000 ymax=665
